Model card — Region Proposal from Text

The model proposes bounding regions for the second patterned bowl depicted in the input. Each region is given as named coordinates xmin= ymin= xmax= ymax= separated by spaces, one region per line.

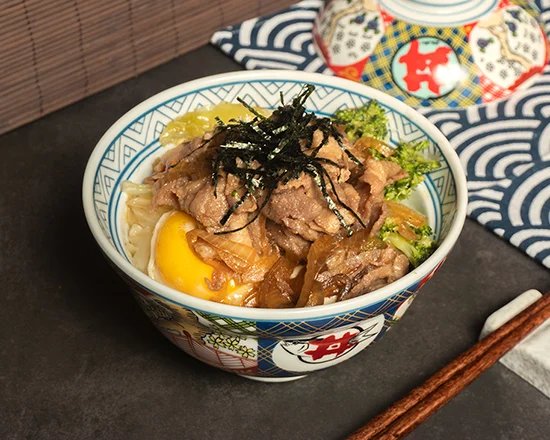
xmin=313 ymin=0 xmax=548 ymax=107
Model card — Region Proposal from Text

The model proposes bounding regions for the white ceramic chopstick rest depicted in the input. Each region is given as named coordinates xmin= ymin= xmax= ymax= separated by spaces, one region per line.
xmin=480 ymin=289 xmax=550 ymax=399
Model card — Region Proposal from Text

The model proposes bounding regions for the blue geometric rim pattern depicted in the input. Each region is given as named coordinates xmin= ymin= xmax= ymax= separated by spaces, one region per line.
xmin=211 ymin=0 xmax=550 ymax=268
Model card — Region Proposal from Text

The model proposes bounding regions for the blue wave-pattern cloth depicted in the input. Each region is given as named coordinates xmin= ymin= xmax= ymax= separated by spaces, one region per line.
xmin=211 ymin=0 xmax=550 ymax=268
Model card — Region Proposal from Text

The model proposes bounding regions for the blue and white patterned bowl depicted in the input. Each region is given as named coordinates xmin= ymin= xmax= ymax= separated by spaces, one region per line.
xmin=82 ymin=71 xmax=467 ymax=382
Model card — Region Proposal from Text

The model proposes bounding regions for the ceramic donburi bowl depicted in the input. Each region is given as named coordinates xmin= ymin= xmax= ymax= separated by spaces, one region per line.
xmin=83 ymin=70 xmax=467 ymax=382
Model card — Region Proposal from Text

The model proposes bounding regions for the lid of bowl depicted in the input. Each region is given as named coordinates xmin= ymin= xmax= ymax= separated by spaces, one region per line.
xmin=377 ymin=0 xmax=499 ymax=26
xmin=314 ymin=0 xmax=548 ymax=107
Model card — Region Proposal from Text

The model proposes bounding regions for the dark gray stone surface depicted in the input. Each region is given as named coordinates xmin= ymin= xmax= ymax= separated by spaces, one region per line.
xmin=1 ymin=45 xmax=549 ymax=440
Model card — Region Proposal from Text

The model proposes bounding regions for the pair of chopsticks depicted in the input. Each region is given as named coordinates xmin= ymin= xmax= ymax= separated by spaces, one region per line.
xmin=347 ymin=292 xmax=550 ymax=440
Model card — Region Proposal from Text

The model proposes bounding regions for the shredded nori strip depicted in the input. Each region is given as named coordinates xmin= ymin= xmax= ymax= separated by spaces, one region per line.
xmin=209 ymin=84 xmax=365 ymax=236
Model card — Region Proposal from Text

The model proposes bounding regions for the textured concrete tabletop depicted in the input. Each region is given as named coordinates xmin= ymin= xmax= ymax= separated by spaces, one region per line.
xmin=1 ymin=45 xmax=549 ymax=440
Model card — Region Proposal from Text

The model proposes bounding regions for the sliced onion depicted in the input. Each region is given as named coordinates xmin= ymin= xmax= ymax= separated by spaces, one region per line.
xmin=187 ymin=229 xmax=259 ymax=272
xmin=361 ymin=236 xmax=386 ymax=251
xmin=387 ymin=200 xmax=427 ymax=228
xmin=257 ymin=257 xmax=300 ymax=308
xmin=355 ymin=137 xmax=395 ymax=158
xmin=121 ymin=181 xmax=153 ymax=195
xmin=305 ymin=280 xmax=325 ymax=307
xmin=257 ymin=214 xmax=277 ymax=256
xmin=296 ymin=229 xmax=387 ymax=307
xmin=187 ymin=228 xmax=278 ymax=285
xmin=296 ymin=234 xmax=340 ymax=307
xmin=337 ymin=227 xmax=385 ymax=255
xmin=247 ymin=214 xmax=277 ymax=257
xmin=241 ymin=254 xmax=280 ymax=283
xmin=398 ymin=222 xmax=419 ymax=241
xmin=243 ymin=290 xmax=259 ymax=308
xmin=323 ymin=274 xmax=352 ymax=301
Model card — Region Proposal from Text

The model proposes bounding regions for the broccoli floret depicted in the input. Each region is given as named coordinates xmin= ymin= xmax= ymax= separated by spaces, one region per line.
xmin=378 ymin=218 xmax=437 ymax=268
xmin=368 ymin=147 xmax=385 ymax=161
xmin=334 ymin=103 xmax=440 ymax=201
xmin=334 ymin=100 xmax=388 ymax=141
xmin=379 ymin=140 xmax=440 ymax=201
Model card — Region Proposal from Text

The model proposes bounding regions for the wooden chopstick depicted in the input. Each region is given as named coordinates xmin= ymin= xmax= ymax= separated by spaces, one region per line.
xmin=348 ymin=293 xmax=550 ymax=440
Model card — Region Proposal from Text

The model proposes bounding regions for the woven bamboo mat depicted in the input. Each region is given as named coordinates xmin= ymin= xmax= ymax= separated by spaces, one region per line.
xmin=0 ymin=0 xmax=295 ymax=134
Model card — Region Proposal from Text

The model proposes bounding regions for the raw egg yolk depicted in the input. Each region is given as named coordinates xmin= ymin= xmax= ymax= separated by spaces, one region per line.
xmin=154 ymin=211 xmax=249 ymax=302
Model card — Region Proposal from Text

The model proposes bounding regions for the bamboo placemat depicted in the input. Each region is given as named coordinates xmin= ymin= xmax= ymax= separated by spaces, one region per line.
xmin=0 ymin=0 xmax=296 ymax=134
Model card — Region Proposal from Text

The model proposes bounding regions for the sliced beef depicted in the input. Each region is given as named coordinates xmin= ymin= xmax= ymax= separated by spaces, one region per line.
xmin=266 ymin=220 xmax=312 ymax=262
xmin=309 ymin=129 xmax=354 ymax=182
xmin=247 ymin=216 xmax=277 ymax=256
xmin=263 ymin=174 xmax=360 ymax=241
xmin=347 ymin=249 xmax=409 ymax=296
xmin=262 ymin=130 xmax=363 ymax=241
xmin=319 ymin=243 xmax=409 ymax=299
xmin=355 ymin=155 xmax=408 ymax=235
xmin=146 ymin=129 xmax=412 ymax=303
xmin=148 ymin=132 xmax=406 ymax=243
xmin=359 ymin=155 xmax=408 ymax=196
xmin=263 ymin=134 xmax=408 ymax=242
xmin=151 ymin=134 xmax=208 ymax=174
xmin=148 ymin=137 xmax=257 ymax=237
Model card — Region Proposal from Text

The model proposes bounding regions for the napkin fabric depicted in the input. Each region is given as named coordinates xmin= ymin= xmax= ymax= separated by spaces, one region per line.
xmin=211 ymin=0 xmax=550 ymax=269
